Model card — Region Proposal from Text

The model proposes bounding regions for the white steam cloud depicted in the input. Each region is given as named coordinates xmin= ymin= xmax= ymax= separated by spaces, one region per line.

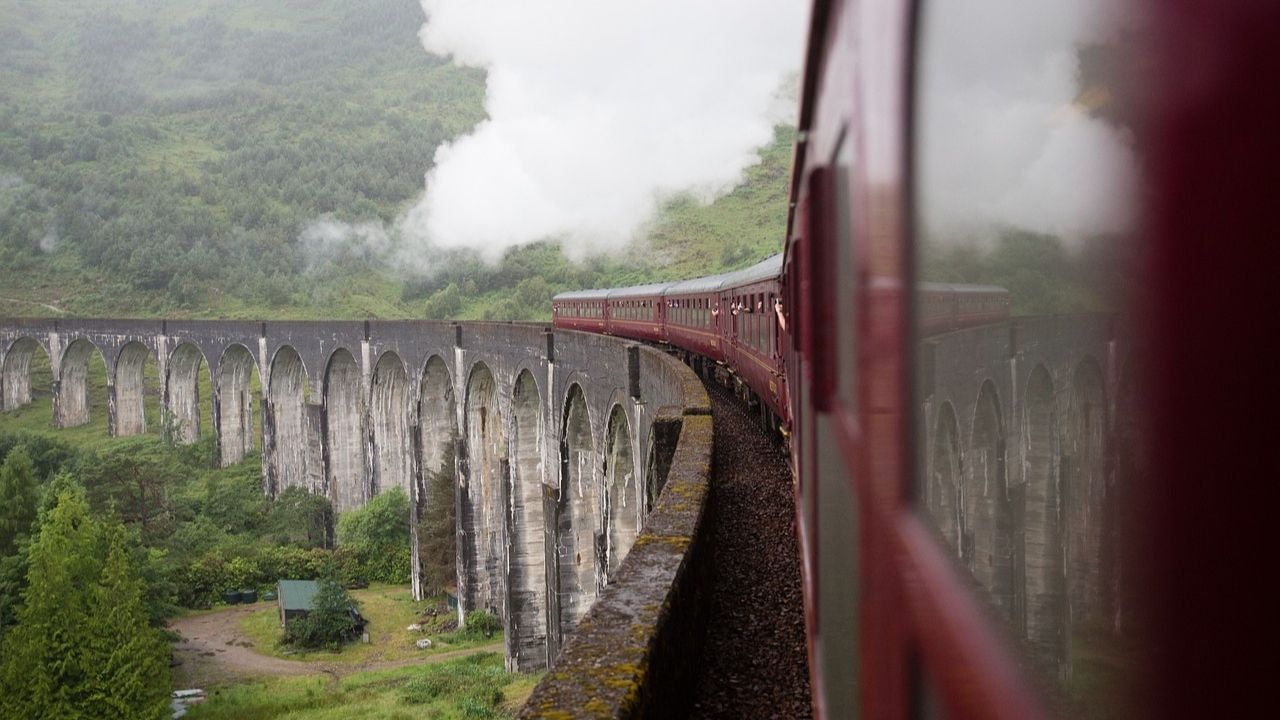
xmin=299 ymin=219 xmax=391 ymax=271
xmin=917 ymin=0 xmax=1138 ymax=245
xmin=402 ymin=0 xmax=808 ymax=261
xmin=38 ymin=226 xmax=58 ymax=253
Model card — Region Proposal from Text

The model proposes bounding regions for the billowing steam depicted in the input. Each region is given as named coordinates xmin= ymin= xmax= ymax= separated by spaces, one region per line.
xmin=400 ymin=0 xmax=808 ymax=261
xmin=299 ymin=219 xmax=391 ymax=271
xmin=38 ymin=226 xmax=58 ymax=253
xmin=916 ymin=0 xmax=1138 ymax=246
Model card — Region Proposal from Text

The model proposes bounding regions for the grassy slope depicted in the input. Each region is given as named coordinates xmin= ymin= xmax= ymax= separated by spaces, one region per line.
xmin=0 ymin=0 xmax=793 ymax=322
xmin=0 ymin=0 xmax=486 ymax=319
xmin=185 ymin=653 xmax=540 ymax=720
xmin=237 ymin=584 xmax=497 ymax=666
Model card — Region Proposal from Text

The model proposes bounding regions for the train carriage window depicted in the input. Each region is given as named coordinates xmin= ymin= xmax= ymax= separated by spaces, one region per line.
xmin=913 ymin=1 xmax=1144 ymax=716
xmin=832 ymin=132 xmax=857 ymax=411
xmin=768 ymin=293 xmax=776 ymax=356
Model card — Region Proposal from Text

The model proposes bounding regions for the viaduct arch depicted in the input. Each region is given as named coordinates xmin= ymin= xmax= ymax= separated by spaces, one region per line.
xmin=920 ymin=314 xmax=1130 ymax=678
xmin=0 ymin=318 xmax=694 ymax=674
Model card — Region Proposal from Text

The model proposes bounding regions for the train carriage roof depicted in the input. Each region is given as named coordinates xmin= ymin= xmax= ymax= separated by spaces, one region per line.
xmin=917 ymin=282 xmax=1009 ymax=295
xmin=553 ymin=254 xmax=784 ymax=303
xmin=663 ymin=253 xmax=783 ymax=296
xmin=606 ymin=282 xmax=676 ymax=300
xmin=553 ymin=288 xmax=612 ymax=301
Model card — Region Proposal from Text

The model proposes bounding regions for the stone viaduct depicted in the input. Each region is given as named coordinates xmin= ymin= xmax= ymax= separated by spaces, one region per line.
xmin=1 ymin=311 xmax=1127 ymax=713
xmin=918 ymin=313 xmax=1133 ymax=679
xmin=0 ymin=317 xmax=705 ymax=674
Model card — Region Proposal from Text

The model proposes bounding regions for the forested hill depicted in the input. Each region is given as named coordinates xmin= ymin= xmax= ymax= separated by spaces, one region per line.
xmin=0 ymin=0 xmax=792 ymax=321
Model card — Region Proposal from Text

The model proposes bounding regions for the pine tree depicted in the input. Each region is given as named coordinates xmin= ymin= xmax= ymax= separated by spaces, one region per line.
xmin=0 ymin=491 xmax=171 ymax=720
xmin=84 ymin=525 xmax=170 ymax=720
xmin=0 ymin=490 xmax=98 ymax=719
xmin=0 ymin=446 xmax=38 ymax=556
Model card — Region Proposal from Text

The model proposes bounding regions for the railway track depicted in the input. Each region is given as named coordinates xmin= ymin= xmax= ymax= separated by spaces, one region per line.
xmin=689 ymin=378 xmax=812 ymax=718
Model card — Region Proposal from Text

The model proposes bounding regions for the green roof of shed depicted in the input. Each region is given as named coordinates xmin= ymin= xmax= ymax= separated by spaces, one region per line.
xmin=277 ymin=579 xmax=319 ymax=611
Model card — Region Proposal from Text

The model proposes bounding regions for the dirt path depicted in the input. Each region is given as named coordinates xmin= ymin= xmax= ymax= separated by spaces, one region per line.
xmin=168 ymin=604 xmax=503 ymax=688
xmin=0 ymin=296 xmax=68 ymax=315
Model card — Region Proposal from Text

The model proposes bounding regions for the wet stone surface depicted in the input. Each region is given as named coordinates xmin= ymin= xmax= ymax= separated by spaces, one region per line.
xmin=689 ymin=381 xmax=812 ymax=719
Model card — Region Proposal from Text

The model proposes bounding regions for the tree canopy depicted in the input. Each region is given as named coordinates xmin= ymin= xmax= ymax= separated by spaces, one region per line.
xmin=0 ymin=491 xmax=170 ymax=720
xmin=337 ymin=486 xmax=412 ymax=584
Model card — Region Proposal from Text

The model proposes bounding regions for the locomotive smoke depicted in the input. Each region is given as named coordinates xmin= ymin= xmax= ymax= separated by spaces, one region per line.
xmin=399 ymin=0 xmax=808 ymax=262
xmin=917 ymin=0 xmax=1139 ymax=246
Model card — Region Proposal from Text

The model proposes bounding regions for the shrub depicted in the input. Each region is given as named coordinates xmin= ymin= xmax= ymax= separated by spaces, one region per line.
xmin=282 ymin=579 xmax=361 ymax=650
xmin=336 ymin=487 xmax=411 ymax=584
xmin=268 ymin=487 xmax=334 ymax=549
xmin=460 ymin=610 xmax=501 ymax=640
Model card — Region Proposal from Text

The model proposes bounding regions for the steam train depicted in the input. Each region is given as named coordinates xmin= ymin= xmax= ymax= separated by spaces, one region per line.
xmin=556 ymin=0 xmax=1278 ymax=717
xmin=553 ymin=257 xmax=1008 ymax=436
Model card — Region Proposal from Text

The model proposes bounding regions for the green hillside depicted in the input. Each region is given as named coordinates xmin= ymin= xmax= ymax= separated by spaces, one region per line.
xmin=0 ymin=0 xmax=791 ymax=321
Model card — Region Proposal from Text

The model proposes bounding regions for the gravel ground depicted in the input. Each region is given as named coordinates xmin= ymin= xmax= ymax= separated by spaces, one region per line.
xmin=689 ymin=380 xmax=813 ymax=719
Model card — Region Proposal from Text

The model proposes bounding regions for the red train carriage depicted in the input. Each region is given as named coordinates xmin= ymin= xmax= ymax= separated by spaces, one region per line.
xmin=550 ymin=290 xmax=608 ymax=334
xmin=710 ymin=254 xmax=788 ymax=427
xmin=918 ymin=283 xmax=1009 ymax=336
xmin=603 ymin=283 xmax=672 ymax=344
xmin=661 ymin=273 xmax=735 ymax=363
xmin=785 ymin=0 xmax=1278 ymax=718
xmin=552 ymin=4 xmax=1277 ymax=716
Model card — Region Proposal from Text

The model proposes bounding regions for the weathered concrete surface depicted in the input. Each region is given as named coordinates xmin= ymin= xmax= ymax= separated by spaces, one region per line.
xmin=918 ymin=314 xmax=1131 ymax=676
xmin=509 ymin=369 xmax=548 ymax=670
xmin=324 ymin=348 xmax=365 ymax=512
xmin=1 ymin=336 xmax=42 ymax=411
xmin=215 ymin=343 xmax=257 ymax=467
xmin=520 ymin=396 xmax=712 ymax=719
xmin=604 ymin=405 xmax=638 ymax=581
xmin=113 ymin=341 xmax=150 ymax=437
xmin=166 ymin=343 xmax=206 ymax=444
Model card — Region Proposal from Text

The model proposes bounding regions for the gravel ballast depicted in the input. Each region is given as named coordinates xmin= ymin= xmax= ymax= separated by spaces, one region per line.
xmin=689 ymin=380 xmax=813 ymax=718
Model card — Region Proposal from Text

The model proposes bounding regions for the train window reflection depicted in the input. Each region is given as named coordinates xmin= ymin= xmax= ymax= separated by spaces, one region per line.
xmin=832 ymin=132 xmax=857 ymax=411
xmin=913 ymin=0 xmax=1144 ymax=715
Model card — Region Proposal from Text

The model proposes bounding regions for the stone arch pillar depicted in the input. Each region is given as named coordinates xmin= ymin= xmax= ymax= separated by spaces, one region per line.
xmin=1022 ymin=365 xmax=1065 ymax=669
xmin=165 ymin=343 xmax=206 ymax=445
xmin=508 ymin=369 xmax=548 ymax=670
xmin=1066 ymin=358 xmax=1108 ymax=627
xmin=216 ymin=344 xmax=258 ymax=467
xmin=2 ymin=338 xmax=46 ymax=411
xmin=928 ymin=402 xmax=963 ymax=553
xmin=461 ymin=362 xmax=508 ymax=617
xmin=54 ymin=339 xmax=102 ymax=428
xmin=603 ymin=403 xmax=637 ymax=581
xmin=324 ymin=348 xmax=366 ymax=513
xmin=965 ymin=381 xmax=1013 ymax=620
xmin=1109 ymin=360 xmax=1139 ymax=636
xmin=265 ymin=346 xmax=308 ymax=498
xmin=112 ymin=342 xmax=151 ymax=437
xmin=414 ymin=355 xmax=457 ymax=602
xmin=370 ymin=352 xmax=411 ymax=496
xmin=554 ymin=383 xmax=598 ymax=640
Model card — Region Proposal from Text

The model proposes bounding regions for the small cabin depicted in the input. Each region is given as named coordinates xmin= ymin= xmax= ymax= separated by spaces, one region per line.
xmin=276 ymin=579 xmax=319 ymax=628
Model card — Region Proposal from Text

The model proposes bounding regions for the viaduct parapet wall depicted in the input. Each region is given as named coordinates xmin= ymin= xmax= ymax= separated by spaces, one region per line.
xmin=0 ymin=317 xmax=711 ymax=677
